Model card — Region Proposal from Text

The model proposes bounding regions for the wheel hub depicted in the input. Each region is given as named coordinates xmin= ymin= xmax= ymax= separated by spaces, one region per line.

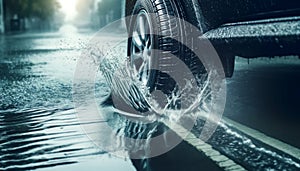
xmin=130 ymin=10 xmax=153 ymax=86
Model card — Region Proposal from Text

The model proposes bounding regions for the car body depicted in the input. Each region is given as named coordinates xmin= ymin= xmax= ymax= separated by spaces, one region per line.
xmin=123 ymin=0 xmax=300 ymax=111
xmin=126 ymin=0 xmax=300 ymax=76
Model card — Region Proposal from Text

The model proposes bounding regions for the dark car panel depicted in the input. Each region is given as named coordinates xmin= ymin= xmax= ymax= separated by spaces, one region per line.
xmin=198 ymin=0 xmax=300 ymax=28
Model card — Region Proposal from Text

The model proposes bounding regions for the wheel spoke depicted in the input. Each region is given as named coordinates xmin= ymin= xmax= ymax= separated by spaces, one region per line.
xmin=146 ymin=38 xmax=151 ymax=51
xmin=138 ymin=61 xmax=146 ymax=74
xmin=138 ymin=15 xmax=146 ymax=41
xmin=131 ymin=52 xmax=143 ymax=61
xmin=132 ymin=31 xmax=143 ymax=51
xmin=144 ymin=18 xmax=150 ymax=42
xmin=139 ymin=61 xmax=149 ymax=84
xmin=134 ymin=58 xmax=143 ymax=70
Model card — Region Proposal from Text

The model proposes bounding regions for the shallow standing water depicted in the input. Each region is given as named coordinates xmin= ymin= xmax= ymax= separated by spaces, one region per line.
xmin=0 ymin=30 xmax=136 ymax=171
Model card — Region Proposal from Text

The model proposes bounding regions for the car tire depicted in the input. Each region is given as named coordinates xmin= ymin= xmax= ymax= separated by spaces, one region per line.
xmin=127 ymin=0 xmax=206 ymax=106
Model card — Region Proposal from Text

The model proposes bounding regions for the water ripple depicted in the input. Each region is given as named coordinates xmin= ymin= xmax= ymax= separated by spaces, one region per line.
xmin=0 ymin=108 xmax=106 ymax=171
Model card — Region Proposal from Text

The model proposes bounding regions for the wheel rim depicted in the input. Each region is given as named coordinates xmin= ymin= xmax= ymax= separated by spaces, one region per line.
xmin=130 ymin=10 xmax=153 ymax=87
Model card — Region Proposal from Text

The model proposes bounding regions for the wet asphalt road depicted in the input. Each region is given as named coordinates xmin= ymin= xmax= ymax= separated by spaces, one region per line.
xmin=0 ymin=30 xmax=135 ymax=171
xmin=225 ymin=57 xmax=300 ymax=148
xmin=0 ymin=28 xmax=300 ymax=171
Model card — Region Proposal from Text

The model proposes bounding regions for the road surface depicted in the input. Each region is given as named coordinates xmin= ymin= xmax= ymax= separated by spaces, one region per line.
xmin=0 ymin=27 xmax=300 ymax=171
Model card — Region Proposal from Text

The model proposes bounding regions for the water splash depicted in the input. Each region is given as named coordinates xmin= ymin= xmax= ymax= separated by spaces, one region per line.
xmin=94 ymin=38 xmax=225 ymax=160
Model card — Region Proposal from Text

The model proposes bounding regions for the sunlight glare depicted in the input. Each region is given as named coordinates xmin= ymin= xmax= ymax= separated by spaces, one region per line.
xmin=58 ymin=0 xmax=78 ymax=21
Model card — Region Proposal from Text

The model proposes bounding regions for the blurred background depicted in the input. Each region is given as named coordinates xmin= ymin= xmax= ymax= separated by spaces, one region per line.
xmin=1 ymin=1 xmax=300 ymax=171
xmin=0 ymin=0 xmax=124 ymax=33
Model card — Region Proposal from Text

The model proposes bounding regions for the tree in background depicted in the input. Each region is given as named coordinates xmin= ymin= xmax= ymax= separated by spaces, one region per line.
xmin=94 ymin=0 xmax=121 ymax=28
xmin=3 ymin=0 xmax=61 ymax=32
xmin=74 ymin=0 xmax=122 ymax=29
xmin=97 ymin=0 xmax=121 ymax=20
xmin=4 ymin=0 xmax=60 ymax=20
